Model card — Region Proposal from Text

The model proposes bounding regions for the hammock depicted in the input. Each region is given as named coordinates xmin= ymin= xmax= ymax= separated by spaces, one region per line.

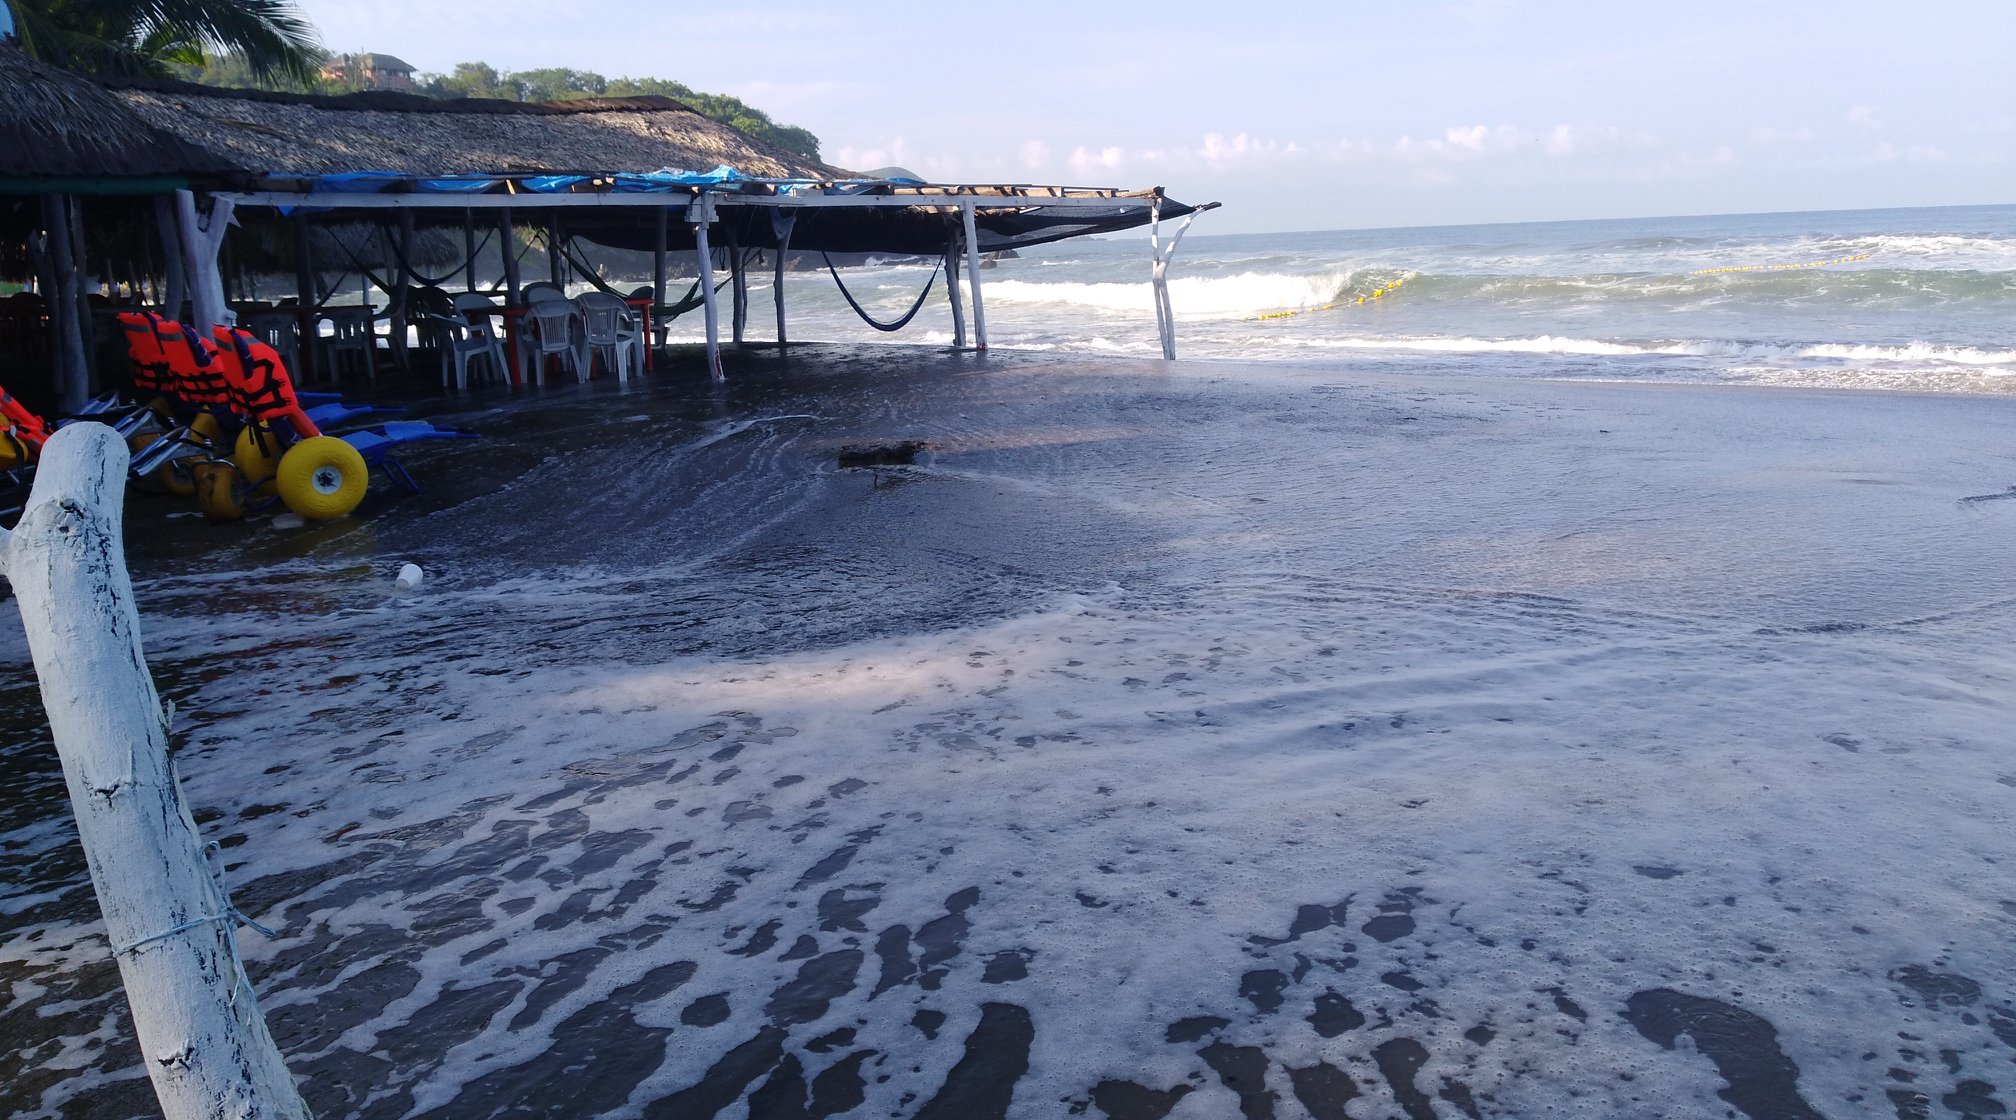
xmin=823 ymin=252 xmax=941 ymax=332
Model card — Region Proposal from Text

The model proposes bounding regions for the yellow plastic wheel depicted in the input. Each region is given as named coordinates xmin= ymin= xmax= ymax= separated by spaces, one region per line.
xmin=276 ymin=436 xmax=368 ymax=521
xmin=192 ymin=461 xmax=246 ymax=522
xmin=233 ymin=425 xmax=282 ymax=497
xmin=158 ymin=452 xmax=198 ymax=496
xmin=189 ymin=411 xmax=224 ymax=448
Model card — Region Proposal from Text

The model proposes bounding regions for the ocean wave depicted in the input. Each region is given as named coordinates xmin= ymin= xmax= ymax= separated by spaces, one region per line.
xmin=985 ymin=271 xmax=1359 ymax=316
xmin=1797 ymin=341 xmax=2016 ymax=365
xmin=1172 ymin=333 xmax=2016 ymax=366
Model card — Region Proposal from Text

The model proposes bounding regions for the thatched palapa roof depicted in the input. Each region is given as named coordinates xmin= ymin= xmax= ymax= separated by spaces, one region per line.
xmin=104 ymin=79 xmax=843 ymax=182
xmin=0 ymin=45 xmax=239 ymax=187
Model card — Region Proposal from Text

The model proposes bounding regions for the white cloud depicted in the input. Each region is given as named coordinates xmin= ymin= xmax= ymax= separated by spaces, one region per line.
xmin=1847 ymin=106 xmax=1882 ymax=129
xmin=1020 ymin=140 xmax=1052 ymax=172
xmin=1067 ymin=145 xmax=1127 ymax=176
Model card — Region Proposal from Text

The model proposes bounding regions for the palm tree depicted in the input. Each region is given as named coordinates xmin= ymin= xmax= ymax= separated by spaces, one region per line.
xmin=5 ymin=0 xmax=322 ymax=85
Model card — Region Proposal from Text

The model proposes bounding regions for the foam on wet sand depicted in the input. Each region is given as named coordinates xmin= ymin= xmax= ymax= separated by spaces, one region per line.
xmin=2 ymin=347 xmax=2013 ymax=1119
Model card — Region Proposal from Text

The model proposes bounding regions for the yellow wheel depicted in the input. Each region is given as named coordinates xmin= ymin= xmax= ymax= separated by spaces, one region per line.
xmin=189 ymin=411 xmax=224 ymax=448
xmin=233 ymin=426 xmax=282 ymax=497
xmin=233 ymin=426 xmax=280 ymax=483
xmin=276 ymin=436 xmax=368 ymax=521
xmin=192 ymin=461 xmax=246 ymax=522
xmin=158 ymin=452 xmax=197 ymax=496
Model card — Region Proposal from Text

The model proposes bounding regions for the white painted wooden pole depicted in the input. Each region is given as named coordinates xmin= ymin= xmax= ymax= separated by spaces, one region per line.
xmin=0 ymin=424 xmax=310 ymax=1120
xmin=943 ymin=240 xmax=966 ymax=349
xmin=175 ymin=190 xmax=235 ymax=332
xmin=959 ymin=199 xmax=989 ymax=351
xmin=1147 ymin=192 xmax=1202 ymax=361
xmin=692 ymin=196 xmax=724 ymax=382
xmin=771 ymin=210 xmax=795 ymax=345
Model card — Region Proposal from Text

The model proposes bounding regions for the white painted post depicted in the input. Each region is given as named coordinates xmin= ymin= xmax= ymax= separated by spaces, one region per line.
xmin=1147 ymin=192 xmax=1202 ymax=361
xmin=771 ymin=210 xmax=795 ymax=345
xmin=691 ymin=195 xmax=724 ymax=382
xmin=959 ymin=199 xmax=988 ymax=351
xmin=943 ymin=241 xmax=966 ymax=349
xmin=0 ymin=424 xmax=310 ymax=1120
xmin=175 ymin=190 xmax=236 ymax=332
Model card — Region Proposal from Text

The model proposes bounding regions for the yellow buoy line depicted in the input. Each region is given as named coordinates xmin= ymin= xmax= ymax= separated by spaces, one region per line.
xmin=1691 ymin=253 xmax=1871 ymax=276
xmin=1251 ymin=277 xmax=1407 ymax=321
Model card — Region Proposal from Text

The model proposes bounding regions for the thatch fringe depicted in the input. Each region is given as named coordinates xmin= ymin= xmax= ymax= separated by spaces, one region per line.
xmin=0 ymin=45 xmax=238 ymax=181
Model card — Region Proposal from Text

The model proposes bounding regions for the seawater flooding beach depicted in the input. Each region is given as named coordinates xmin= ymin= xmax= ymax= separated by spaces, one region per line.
xmin=4 ymin=339 xmax=2015 ymax=1118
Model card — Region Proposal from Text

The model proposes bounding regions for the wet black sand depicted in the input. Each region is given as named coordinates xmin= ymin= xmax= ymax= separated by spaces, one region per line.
xmin=4 ymin=345 xmax=2016 ymax=1118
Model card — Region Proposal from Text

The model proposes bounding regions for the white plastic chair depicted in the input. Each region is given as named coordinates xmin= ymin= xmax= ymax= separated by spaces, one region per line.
xmin=424 ymin=293 xmax=507 ymax=389
xmin=314 ymin=305 xmax=377 ymax=381
xmin=238 ymin=310 xmax=302 ymax=379
xmin=575 ymin=292 xmax=643 ymax=383
xmin=519 ymin=301 xmax=582 ymax=384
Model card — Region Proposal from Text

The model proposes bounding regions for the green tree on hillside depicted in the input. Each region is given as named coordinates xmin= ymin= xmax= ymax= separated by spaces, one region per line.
xmin=412 ymin=63 xmax=821 ymax=161
xmin=8 ymin=0 xmax=321 ymax=82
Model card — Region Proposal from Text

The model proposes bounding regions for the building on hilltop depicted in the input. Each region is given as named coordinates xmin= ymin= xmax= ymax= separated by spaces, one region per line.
xmin=318 ymin=53 xmax=416 ymax=93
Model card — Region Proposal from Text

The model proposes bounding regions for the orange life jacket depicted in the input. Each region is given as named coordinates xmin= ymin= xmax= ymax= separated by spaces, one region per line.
xmin=116 ymin=311 xmax=177 ymax=396
xmin=210 ymin=327 xmax=319 ymax=439
xmin=152 ymin=318 xmax=231 ymax=408
xmin=0 ymin=386 xmax=51 ymax=466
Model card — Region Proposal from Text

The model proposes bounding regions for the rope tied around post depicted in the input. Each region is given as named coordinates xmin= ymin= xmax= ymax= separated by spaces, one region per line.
xmin=111 ymin=840 xmax=280 ymax=957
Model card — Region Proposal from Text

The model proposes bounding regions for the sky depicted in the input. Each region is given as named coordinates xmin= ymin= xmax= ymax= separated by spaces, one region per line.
xmin=293 ymin=0 xmax=2016 ymax=235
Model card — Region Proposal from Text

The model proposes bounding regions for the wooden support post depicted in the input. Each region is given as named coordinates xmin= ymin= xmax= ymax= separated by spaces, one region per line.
xmin=40 ymin=195 xmax=89 ymax=412
xmin=0 ymin=424 xmax=311 ymax=1120
xmin=547 ymin=212 xmax=564 ymax=288
xmin=65 ymin=194 xmax=99 ymax=399
xmin=1147 ymin=191 xmax=1201 ymax=361
xmin=175 ymin=190 xmax=234 ymax=333
xmin=729 ymin=236 xmax=748 ymax=345
xmin=944 ymin=240 xmax=966 ymax=350
xmin=960 ymin=199 xmax=988 ymax=351
xmin=462 ymin=210 xmax=478 ymax=293
xmin=772 ymin=211 xmax=794 ymax=345
xmin=652 ymin=207 xmax=668 ymax=307
xmin=691 ymin=195 xmax=723 ymax=382
xmin=291 ymin=213 xmax=314 ymax=306
xmin=155 ymin=196 xmax=187 ymax=321
xmin=499 ymin=208 xmax=521 ymax=304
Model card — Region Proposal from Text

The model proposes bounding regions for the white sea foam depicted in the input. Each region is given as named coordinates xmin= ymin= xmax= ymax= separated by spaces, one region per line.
xmin=985 ymin=270 xmax=1355 ymax=316
xmin=7 ymin=350 xmax=2016 ymax=1118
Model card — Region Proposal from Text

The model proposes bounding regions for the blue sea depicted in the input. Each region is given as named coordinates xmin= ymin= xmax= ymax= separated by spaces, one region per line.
xmin=722 ymin=203 xmax=2016 ymax=396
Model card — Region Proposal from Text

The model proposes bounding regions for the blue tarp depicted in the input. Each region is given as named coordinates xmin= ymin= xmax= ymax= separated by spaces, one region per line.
xmin=303 ymin=167 xmax=936 ymax=198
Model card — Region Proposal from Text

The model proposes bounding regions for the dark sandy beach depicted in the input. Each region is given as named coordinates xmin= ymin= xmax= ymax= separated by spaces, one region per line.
xmin=4 ymin=346 xmax=2014 ymax=1119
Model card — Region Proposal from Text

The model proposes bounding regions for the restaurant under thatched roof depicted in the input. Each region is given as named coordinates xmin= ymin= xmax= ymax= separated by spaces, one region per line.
xmin=104 ymin=79 xmax=840 ymax=182
xmin=1 ymin=51 xmax=1218 ymax=403
xmin=0 ymin=46 xmax=238 ymax=190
